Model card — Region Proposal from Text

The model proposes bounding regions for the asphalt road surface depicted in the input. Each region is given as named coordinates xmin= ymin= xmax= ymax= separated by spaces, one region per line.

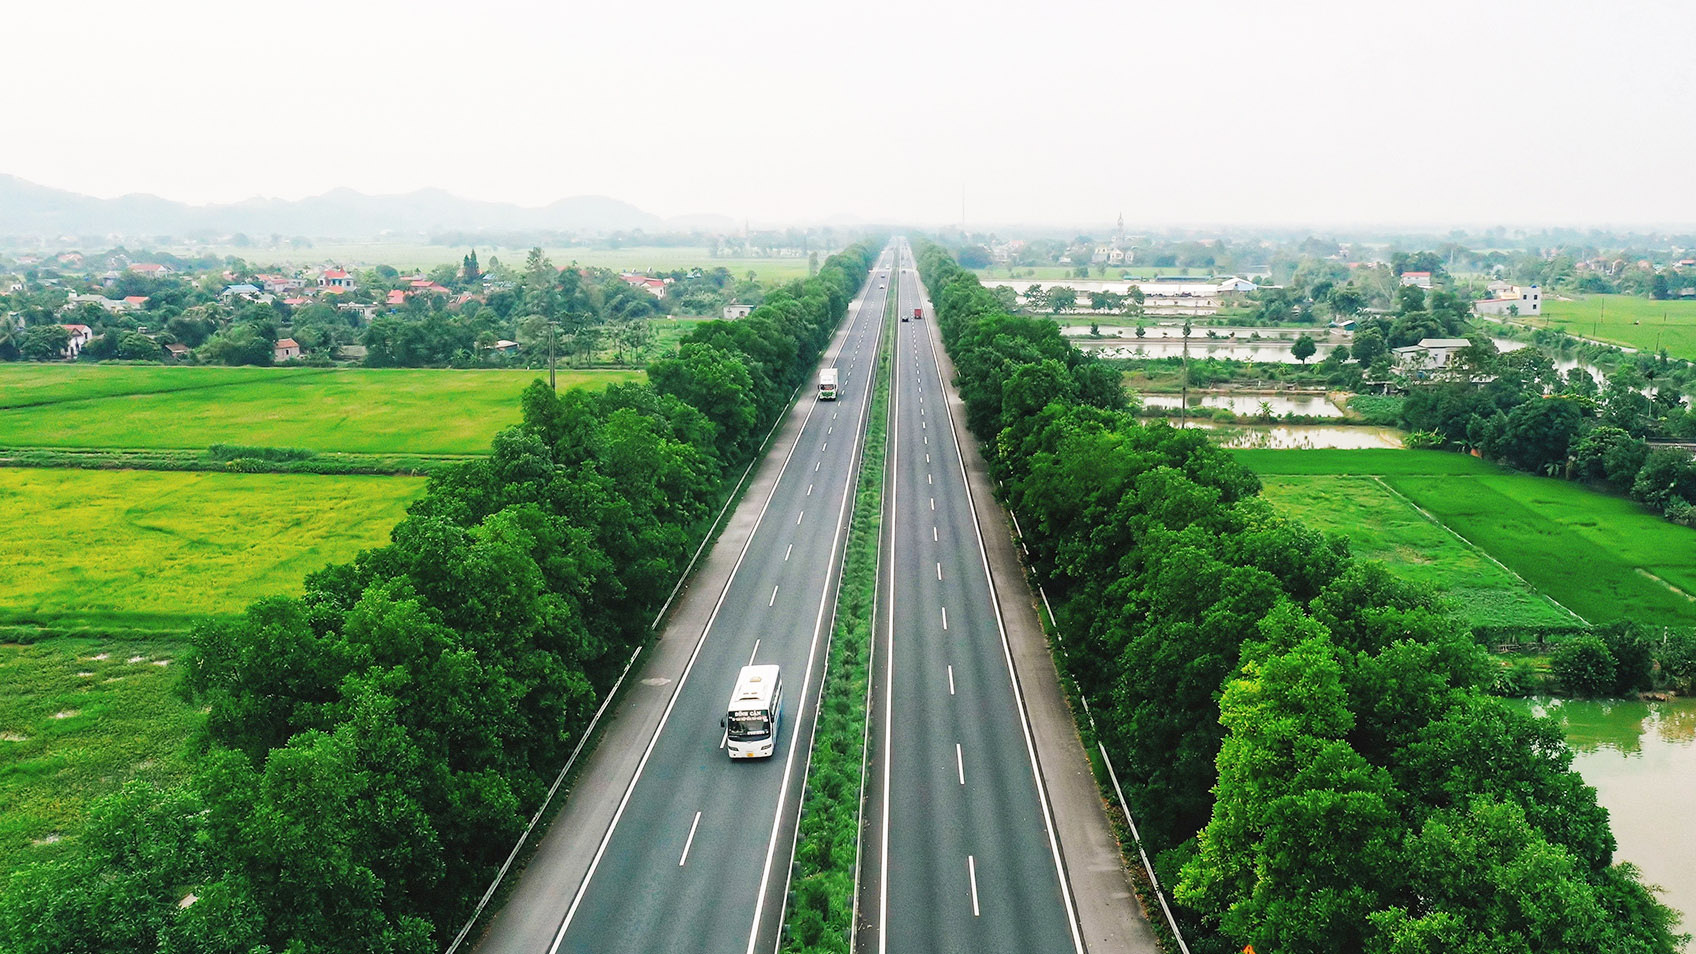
xmin=861 ymin=241 xmax=1085 ymax=954
xmin=475 ymin=248 xmax=897 ymax=954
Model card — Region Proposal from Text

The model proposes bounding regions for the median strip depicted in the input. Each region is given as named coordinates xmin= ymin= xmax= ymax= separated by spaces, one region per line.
xmin=781 ymin=263 xmax=895 ymax=954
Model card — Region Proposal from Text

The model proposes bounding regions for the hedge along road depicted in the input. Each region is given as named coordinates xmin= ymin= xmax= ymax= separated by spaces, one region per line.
xmin=862 ymin=241 xmax=1083 ymax=954
xmin=473 ymin=246 xmax=896 ymax=954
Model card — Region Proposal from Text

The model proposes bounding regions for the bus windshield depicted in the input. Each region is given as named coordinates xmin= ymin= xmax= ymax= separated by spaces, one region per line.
xmin=728 ymin=714 xmax=770 ymax=741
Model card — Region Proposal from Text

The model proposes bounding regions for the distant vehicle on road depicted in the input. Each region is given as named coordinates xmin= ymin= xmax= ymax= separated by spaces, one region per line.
xmin=723 ymin=664 xmax=782 ymax=759
xmin=913 ymin=307 xmax=923 ymax=320
xmin=818 ymin=367 xmax=838 ymax=400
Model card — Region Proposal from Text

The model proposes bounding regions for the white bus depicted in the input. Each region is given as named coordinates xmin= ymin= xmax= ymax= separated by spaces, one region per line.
xmin=723 ymin=664 xmax=783 ymax=759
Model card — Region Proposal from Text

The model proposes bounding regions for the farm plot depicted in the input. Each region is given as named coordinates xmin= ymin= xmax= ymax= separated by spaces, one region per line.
xmin=0 ymin=634 xmax=200 ymax=871
xmin=0 ymin=468 xmax=423 ymax=630
xmin=1240 ymin=449 xmax=1696 ymax=629
xmin=0 ymin=366 xmax=640 ymax=455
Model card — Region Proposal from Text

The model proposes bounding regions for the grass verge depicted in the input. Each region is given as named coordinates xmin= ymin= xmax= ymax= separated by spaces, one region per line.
xmin=781 ymin=284 xmax=892 ymax=953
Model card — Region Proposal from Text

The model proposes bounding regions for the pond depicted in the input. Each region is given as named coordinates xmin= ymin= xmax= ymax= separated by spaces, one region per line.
xmin=1138 ymin=392 xmax=1346 ymax=418
xmin=1518 ymin=696 xmax=1696 ymax=925
xmin=1155 ymin=421 xmax=1404 ymax=449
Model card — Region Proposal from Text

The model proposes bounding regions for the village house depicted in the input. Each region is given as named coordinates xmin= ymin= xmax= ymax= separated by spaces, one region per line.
xmin=273 ymin=337 xmax=302 ymax=362
xmin=619 ymin=273 xmax=669 ymax=297
xmin=318 ymin=268 xmax=355 ymax=291
xmin=1392 ymin=337 xmax=1474 ymax=375
xmin=723 ymin=303 xmax=755 ymax=319
xmin=128 ymin=263 xmax=171 ymax=277
xmin=1473 ymin=282 xmax=1542 ymax=317
xmin=1399 ymin=271 xmax=1433 ymax=288
xmin=164 ymin=342 xmax=190 ymax=361
xmin=60 ymin=323 xmax=94 ymax=358
xmin=221 ymin=283 xmax=267 ymax=302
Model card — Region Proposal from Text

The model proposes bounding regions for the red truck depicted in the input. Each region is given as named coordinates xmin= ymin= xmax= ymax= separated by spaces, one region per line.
xmin=912 ymin=307 xmax=923 ymax=321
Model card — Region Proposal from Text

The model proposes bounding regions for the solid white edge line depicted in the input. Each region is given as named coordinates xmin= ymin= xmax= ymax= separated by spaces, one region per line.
xmin=922 ymin=283 xmax=1088 ymax=954
xmin=751 ymin=255 xmax=888 ymax=954
xmin=545 ymin=266 xmax=862 ymax=954
xmin=679 ymin=811 xmax=703 ymax=866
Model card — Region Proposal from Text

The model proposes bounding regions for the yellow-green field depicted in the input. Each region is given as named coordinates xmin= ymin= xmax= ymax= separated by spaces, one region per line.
xmin=0 ymin=468 xmax=424 ymax=630
xmin=1528 ymin=294 xmax=1696 ymax=360
xmin=174 ymin=243 xmax=818 ymax=283
xmin=1240 ymin=449 xmax=1696 ymax=628
xmin=0 ymin=365 xmax=640 ymax=455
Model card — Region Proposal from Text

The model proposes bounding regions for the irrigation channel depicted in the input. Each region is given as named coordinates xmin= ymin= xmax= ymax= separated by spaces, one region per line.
xmin=1516 ymin=696 xmax=1696 ymax=926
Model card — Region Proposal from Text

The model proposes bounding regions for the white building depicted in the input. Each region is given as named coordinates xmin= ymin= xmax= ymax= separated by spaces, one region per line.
xmin=723 ymin=303 xmax=755 ymax=319
xmin=1473 ymin=282 xmax=1541 ymax=317
xmin=1400 ymin=271 xmax=1433 ymax=288
xmin=1392 ymin=337 xmax=1475 ymax=373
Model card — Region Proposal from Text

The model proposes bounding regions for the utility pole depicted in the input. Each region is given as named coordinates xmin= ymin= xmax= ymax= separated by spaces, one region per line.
xmin=549 ymin=322 xmax=557 ymax=390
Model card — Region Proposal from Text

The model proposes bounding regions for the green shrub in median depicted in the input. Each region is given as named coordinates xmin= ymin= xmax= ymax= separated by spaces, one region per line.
xmin=783 ymin=275 xmax=894 ymax=954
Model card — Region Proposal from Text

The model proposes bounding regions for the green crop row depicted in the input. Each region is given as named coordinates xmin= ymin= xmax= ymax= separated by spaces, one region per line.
xmin=783 ymin=276 xmax=894 ymax=953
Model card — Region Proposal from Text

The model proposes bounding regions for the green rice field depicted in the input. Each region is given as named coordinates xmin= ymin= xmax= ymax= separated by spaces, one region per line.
xmin=0 ymin=634 xmax=200 ymax=870
xmin=1529 ymin=294 xmax=1696 ymax=360
xmin=0 ymin=468 xmax=423 ymax=630
xmin=0 ymin=365 xmax=641 ymax=455
xmin=1240 ymin=449 xmax=1696 ymax=628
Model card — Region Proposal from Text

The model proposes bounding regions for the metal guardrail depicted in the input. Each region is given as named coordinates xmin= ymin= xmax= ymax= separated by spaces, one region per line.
xmin=1016 ymin=511 xmax=1193 ymax=954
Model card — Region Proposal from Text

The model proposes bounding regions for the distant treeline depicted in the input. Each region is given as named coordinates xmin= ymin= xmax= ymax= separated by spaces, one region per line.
xmin=0 ymin=244 xmax=882 ymax=951
xmin=915 ymin=242 xmax=1684 ymax=953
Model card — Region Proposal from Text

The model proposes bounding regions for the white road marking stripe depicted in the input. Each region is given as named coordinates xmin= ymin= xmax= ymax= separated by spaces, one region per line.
xmin=769 ymin=585 xmax=779 ymax=607
xmin=936 ymin=563 xmax=942 ymax=580
xmin=968 ymin=856 xmax=980 ymax=916
xmin=948 ymin=665 xmax=955 ymax=694
xmin=941 ymin=607 xmax=948 ymax=630
xmin=957 ymin=744 xmax=965 ymax=785
xmin=679 ymin=811 xmax=703 ymax=866
xmin=933 ymin=526 xmax=938 ymax=541
xmin=785 ymin=544 xmax=792 ymax=561
xmin=797 ymin=511 xmax=804 ymax=525
xmin=808 ymin=484 xmax=814 ymax=495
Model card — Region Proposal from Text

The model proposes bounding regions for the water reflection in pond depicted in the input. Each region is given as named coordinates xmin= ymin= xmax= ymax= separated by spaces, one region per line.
xmin=1155 ymin=421 xmax=1404 ymax=449
xmin=1519 ymin=696 xmax=1696 ymax=925
xmin=1139 ymin=392 xmax=1345 ymax=417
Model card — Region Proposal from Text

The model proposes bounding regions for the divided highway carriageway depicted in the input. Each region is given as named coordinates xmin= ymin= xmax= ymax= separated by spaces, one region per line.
xmin=476 ymin=241 xmax=1153 ymax=954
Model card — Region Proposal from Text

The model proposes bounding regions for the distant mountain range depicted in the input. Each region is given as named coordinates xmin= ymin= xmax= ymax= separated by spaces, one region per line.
xmin=0 ymin=175 xmax=736 ymax=240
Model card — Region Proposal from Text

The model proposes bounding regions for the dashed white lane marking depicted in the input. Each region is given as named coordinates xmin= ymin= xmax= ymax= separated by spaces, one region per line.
xmin=968 ymin=856 xmax=980 ymax=916
xmin=784 ymin=544 xmax=792 ymax=561
xmin=769 ymin=586 xmax=779 ymax=607
xmin=936 ymin=563 xmax=942 ymax=580
xmin=807 ymin=484 xmax=813 ymax=496
xmin=930 ymin=498 xmax=935 ymax=511
xmin=933 ymin=526 xmax=938 ymax=541
xmin=796 ymin=511 xmax=804 ymax=525
xmin=948 ymin=665 xmax=955 ymax=694
xmin=956 ymin=744 xmax=965 ymax=785
xmin=941 ymin=607 xmax=948 ymax=630
xmin=679 ymin=811 xmax=703 ymax=866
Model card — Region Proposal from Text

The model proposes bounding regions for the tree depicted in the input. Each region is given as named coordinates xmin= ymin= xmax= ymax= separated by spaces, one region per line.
xmin=116 ymin=332 xmax=163 ymax=361
xmin=1631 ymin=445 xmax=1696 ymax=511
xmin=1650 ymin=272 xmax=1670 ymax=300
xmin=19 ymin=324 xmax=70 ymax=361
xmin=1551 ymin=636 xmax=1617 ymax=697
xmin=1351 ymin=327 xmax=1387 ymax=367
xmin=1048 ymin=286 xmax=1077 ymax=314
xmin=1497 ymin=396 xmax=1584 ymax=474
xmin=1291 ymin=334 xmax=1317 ymax=365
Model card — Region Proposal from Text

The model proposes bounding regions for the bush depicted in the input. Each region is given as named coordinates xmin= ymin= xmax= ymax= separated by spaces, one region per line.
xmin=206 ymin=443 xmax=316 ymax=463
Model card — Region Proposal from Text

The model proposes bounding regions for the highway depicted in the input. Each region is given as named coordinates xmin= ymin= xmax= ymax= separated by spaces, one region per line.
xmin=475 ymin=248 xmax=897 ymax=954
xmin=862 ymin=241 xmax=1085 ymax=954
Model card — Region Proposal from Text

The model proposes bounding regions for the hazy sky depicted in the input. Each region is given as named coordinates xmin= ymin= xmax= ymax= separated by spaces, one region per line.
xmin=6 ymin=0 xmax=1694 ymax=229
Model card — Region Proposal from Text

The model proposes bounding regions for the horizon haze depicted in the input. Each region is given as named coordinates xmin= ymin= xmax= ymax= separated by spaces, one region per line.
xmin=4 ymin=0 xmax=1695 ymax=230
